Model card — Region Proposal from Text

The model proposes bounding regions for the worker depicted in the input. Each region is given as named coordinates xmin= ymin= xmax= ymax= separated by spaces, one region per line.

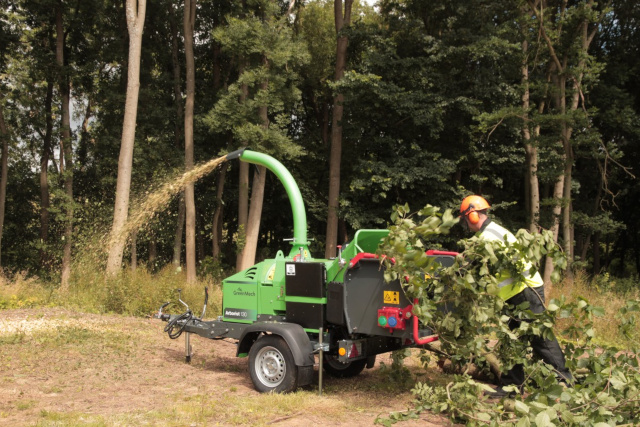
xmin=459 ymin=195 xmax=573 ymax=398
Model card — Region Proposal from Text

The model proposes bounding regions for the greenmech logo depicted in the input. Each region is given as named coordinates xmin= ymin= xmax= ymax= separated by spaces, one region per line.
xmin=233 ymin=287 xmax=256 ymax=297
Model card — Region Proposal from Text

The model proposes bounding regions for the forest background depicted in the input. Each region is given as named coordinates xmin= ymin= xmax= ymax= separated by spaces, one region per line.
xmin=0 ymin=0 xmax=639 ymax=294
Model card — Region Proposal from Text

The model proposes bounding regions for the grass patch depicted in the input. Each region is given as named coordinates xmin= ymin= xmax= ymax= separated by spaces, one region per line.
xmin=153 ymin=389 xmax=377 ymax=426
xmin=550 ymin=270 xmax=640 ymax=348
xmin=16 ymin=400 xmax=36 ymax=411
xmin=32 ymin=390 xmax=378 ymax=426
xmin=0 ymin=332 xmax=26 ymax=345
xmin=1 ymin=262 xmax=223 ymax=318
xmin=38 ymin=410 xmax=108 ymax=426
xmin=64 ymin=262 xmax=223 ymax=317
xmin=0 ymin=271 xmax=54 ymax=309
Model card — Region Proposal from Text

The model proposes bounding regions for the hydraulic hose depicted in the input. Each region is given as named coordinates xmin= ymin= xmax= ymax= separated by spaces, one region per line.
xmin=164 ymin=310 xmax=193 ymax=339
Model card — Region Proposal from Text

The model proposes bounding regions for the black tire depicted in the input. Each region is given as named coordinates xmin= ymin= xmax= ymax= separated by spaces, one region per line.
xmin=323 ymin=354 xmax=368 ymax=378
xmin=248 ymin=335 xmax=299 ymax=393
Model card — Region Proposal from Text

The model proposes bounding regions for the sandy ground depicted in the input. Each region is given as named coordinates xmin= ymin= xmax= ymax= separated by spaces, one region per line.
xmin=0 ymin=308 xmax=456 ymax=426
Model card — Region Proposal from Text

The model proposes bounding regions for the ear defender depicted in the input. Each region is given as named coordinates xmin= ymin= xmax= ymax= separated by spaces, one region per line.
xmin=467 ymin=210 xmax=480 ymax=224
xmin=460 ymin=196 xmax=490 ymax=225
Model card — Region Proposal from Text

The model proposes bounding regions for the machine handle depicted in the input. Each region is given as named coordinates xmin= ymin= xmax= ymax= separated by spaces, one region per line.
xmin=412 ymin=298 xmax=439 ymax=345
xmin=155 ymin=302 xmax=171 ymax=319
xmin=348 ymin=253 xmax=378 ymax=268
xmin=348 ymin=252 xmax=395 ymax=269
xmin=425 ymin=249 xmax=459 ymax=257
xmin=200 ymin=287 xmax=209 ymax=319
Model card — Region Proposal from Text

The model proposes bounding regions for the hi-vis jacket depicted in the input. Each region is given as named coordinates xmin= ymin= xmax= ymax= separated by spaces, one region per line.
xmin=478 ymin=219 xmax=544 ymax=301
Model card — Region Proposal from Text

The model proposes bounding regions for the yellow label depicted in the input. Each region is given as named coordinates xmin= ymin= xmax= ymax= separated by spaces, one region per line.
xmin=383 ymin=291 xmax=400 ymax=305
xmin=266 ymin=264 xmax=276 ymax=281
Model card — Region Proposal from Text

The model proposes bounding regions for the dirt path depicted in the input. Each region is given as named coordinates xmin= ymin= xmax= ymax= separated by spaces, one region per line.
xmin=0 ymin=308 xmax=455 ymax=426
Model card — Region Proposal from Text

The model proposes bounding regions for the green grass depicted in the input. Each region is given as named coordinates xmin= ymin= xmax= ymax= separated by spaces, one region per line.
xmin=550 ymin=270 xmax=640 ymax=348
xmin=0 ymin=262 xmax=222 ymax=318
xmin=0 ymin=271 xmax=54 ymax=310
xmin=38 ymin=410 xmax=109 ymax=427
xmin=16 ymin=400 xmax=36 ymax=411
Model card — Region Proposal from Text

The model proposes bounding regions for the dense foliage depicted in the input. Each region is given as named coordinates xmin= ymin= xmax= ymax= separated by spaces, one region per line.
xmin=0 ymin=0 xmax=638 ymax=286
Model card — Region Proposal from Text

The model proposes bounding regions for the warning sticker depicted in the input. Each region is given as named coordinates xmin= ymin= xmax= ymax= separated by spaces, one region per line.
xmin=266 ymin=264 xmax=276 ymax=281
xmin=286 ymin=264 xmax=296 ymax=276
xmin=383 ymin=291 xmax=400 ymax=305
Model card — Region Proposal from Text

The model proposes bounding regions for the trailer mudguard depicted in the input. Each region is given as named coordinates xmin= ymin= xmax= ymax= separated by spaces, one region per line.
xmin=236 ymin=322 xmax=315 ymax=367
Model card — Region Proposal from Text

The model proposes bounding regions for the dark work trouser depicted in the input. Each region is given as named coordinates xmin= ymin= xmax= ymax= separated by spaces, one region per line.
xmin=501 ymin=286 xmax=573 ymax=387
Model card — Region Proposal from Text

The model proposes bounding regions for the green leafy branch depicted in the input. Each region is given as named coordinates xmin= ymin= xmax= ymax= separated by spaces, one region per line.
xmin=378 ymin=204 xmax=640 ymax=426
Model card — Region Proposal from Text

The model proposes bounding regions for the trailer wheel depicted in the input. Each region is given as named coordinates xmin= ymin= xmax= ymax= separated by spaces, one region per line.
xmin=249 ymin=335 xmax=298 ymax=393
xmin=323 ymin=355 xmax=367 ymax=378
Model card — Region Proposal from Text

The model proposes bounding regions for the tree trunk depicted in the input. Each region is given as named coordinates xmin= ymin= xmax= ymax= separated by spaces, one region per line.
xmin=561 ymin=132 xmax=574 ymax=281
xmin=235 ymin=60 xmax=250 ymax=271
xmin=236 ymin=161 xmax=249 ymax=270
xmin=238 ymin=63 xmax=269 ymax=271
xmin=57 ymin=3 xmax=74 ymax=288
xmin=169 ymin=1 xmax=185 ymax=267
xmin=0 ymin=98 xmax=9 ymax=267
xmin=106 ymin=0 xmax=147 ymax=277
xmin=531 ymin=0 xmax=602 ymax=285
xmin=521 ymin=37 xmax=540 ymax=233
xmin=540 ymin=60 xmax=571 ymax=288
xmin=168 ymin=1 xmax=183 ymax=150
xmin=183 ymin=0 xmax=197 ymax=283
xmin=173 ymin=193 xmax=185 ymax=266
xmin=542 ymin=174 xmax=564 ymax=289
xmin=325 ymin=0 xmax=353 ymax=260
xmin=562 ymin=5 xmax=599 ymax=274
xmin=40 ymin=80 xmax=54 ymax=268
xmin=212 ymin=162 xmax=228 ymax=261
xmin=239 ymin=166 xmax=267 ymax=270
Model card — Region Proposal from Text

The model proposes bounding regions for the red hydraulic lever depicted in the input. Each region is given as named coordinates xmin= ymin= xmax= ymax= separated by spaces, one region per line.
xmin=425 ymin=249 xmax=459 ymax=257
xmin=348 ymin=252 xmax=395 ymax=269
xmin=412 ymin=298 xmax=439 ymax=345
xmin=348 ymin=252 xmax=379 ymax=268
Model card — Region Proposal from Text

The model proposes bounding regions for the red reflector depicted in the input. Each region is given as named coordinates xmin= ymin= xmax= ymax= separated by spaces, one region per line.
xmin=350 ymin=343 xmax=359 ymax=358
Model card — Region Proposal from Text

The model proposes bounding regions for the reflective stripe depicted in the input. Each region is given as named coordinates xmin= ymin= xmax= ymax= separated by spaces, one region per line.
xmin=498 ymin=277 xmax=514 ymax=289
xmin=498 ymin=270 xmax=542 ymax=289
xmin=522 ymin=268 xmax=543 ymax=288
xmin=479 ymin=221 xmax=544 ymax=300
xmin=483 ymin=227 xmax=506 ymax=241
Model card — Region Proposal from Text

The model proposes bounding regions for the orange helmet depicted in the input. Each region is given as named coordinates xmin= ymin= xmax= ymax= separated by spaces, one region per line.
xmin=460 ymin=195 xmax=490 ymax=225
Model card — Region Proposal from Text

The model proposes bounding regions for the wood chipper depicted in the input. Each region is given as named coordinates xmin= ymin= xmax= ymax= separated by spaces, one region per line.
xmin=156 ymin=148 xmax=456 ymax=393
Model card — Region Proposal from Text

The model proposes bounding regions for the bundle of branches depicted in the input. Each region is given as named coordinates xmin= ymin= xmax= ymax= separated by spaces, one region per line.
xmin=379 ymin=205 xmax=640 ymax=426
